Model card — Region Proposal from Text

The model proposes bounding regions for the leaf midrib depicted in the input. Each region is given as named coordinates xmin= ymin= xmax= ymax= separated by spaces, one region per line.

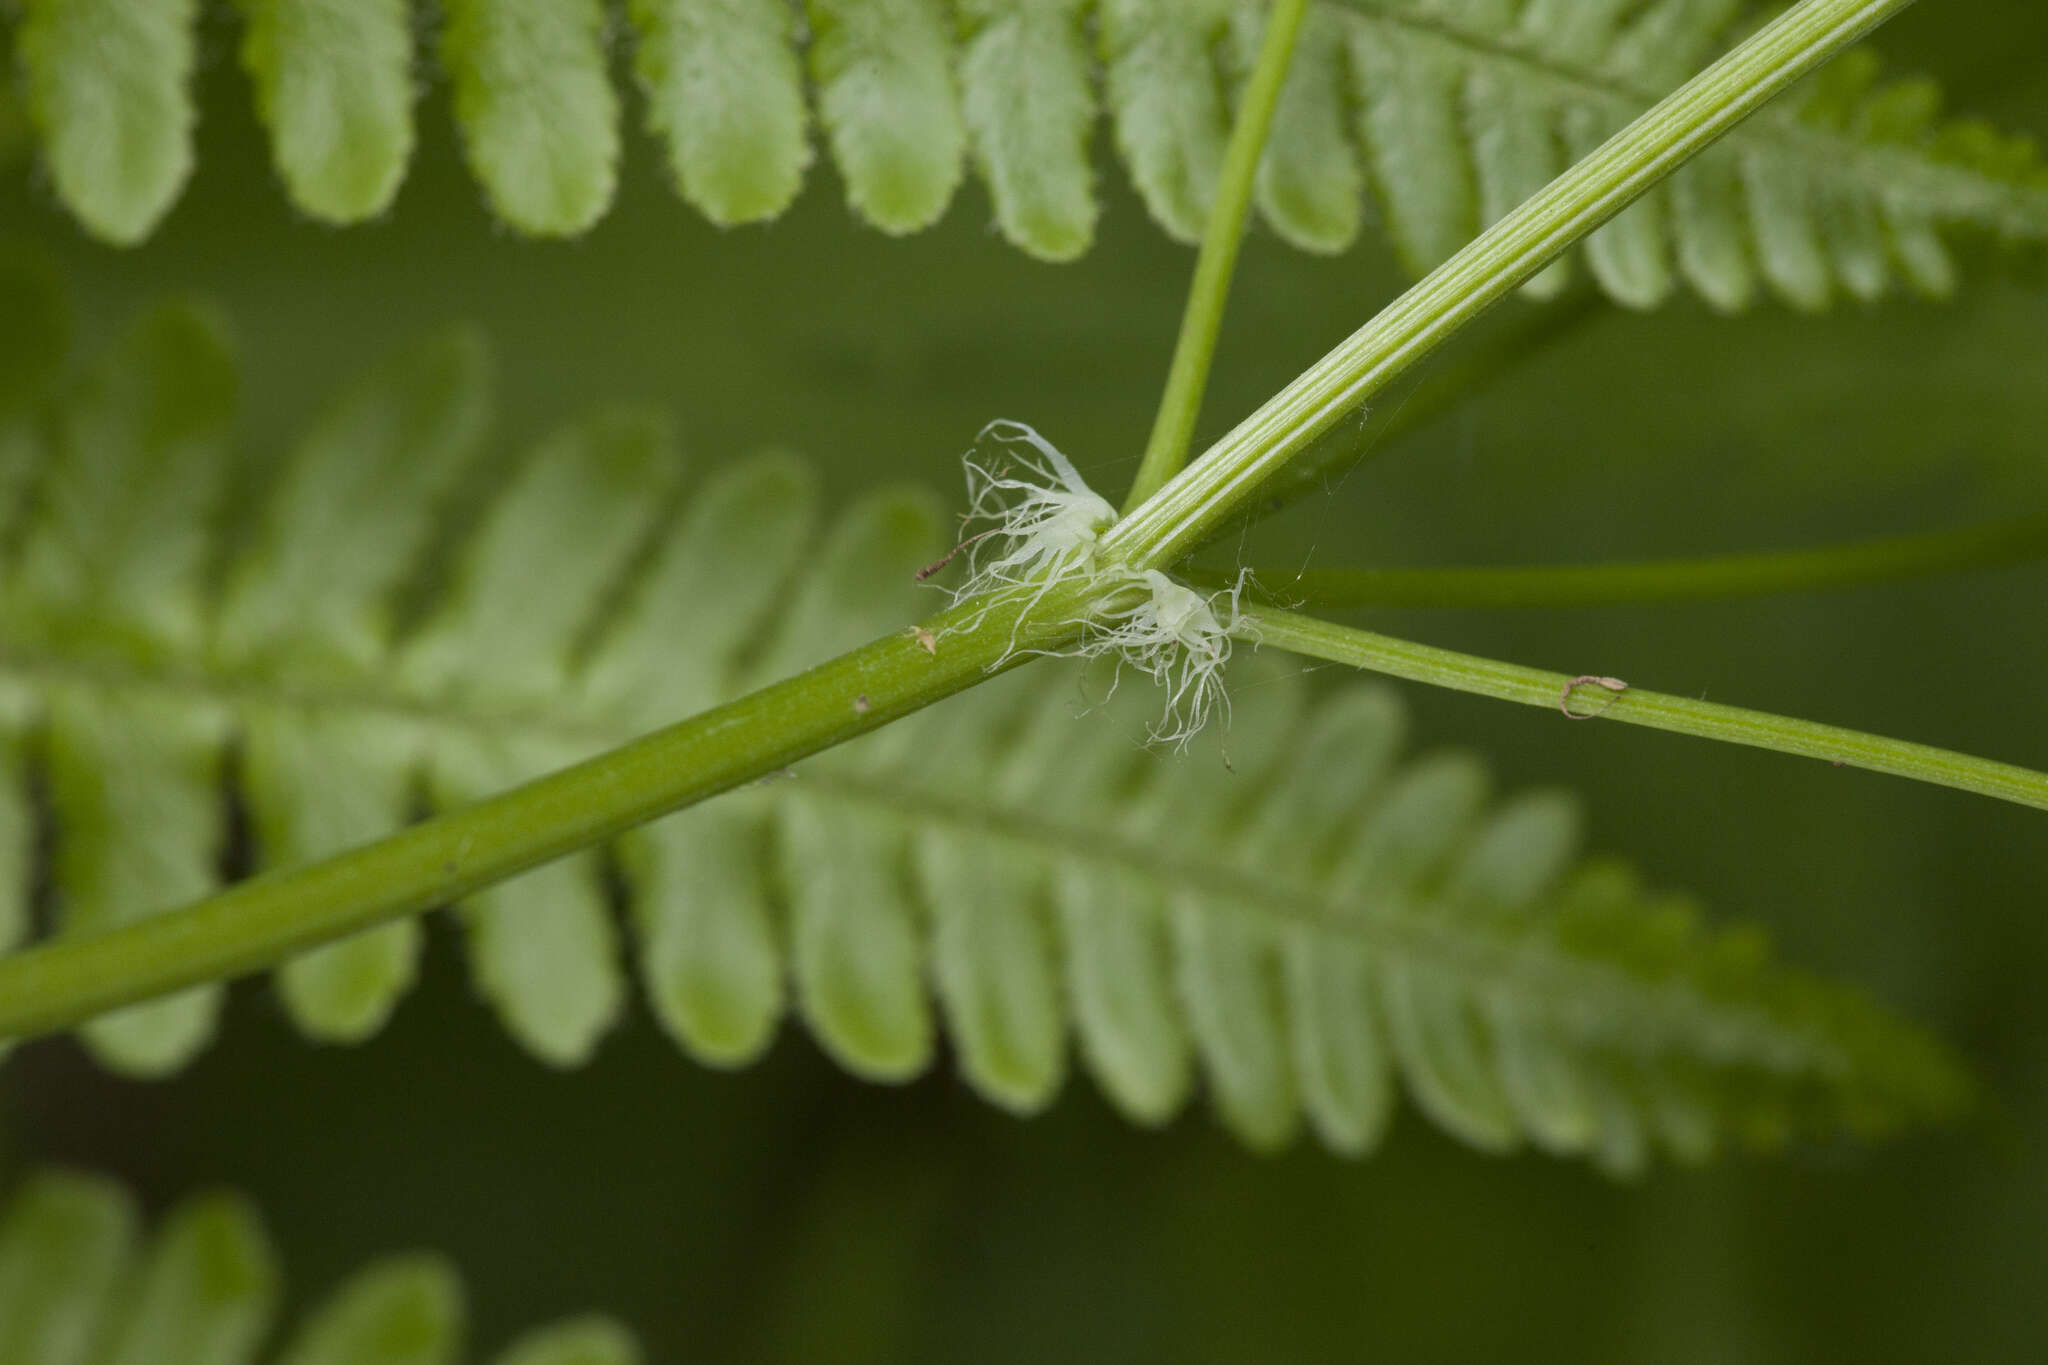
xmin=0 ymin=644 xmax=1838 ymax=1079
xmin=805 ymin=769 xmax=1840 ymax=1077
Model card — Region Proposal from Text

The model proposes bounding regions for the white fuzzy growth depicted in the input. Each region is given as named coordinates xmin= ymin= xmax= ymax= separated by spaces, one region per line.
xmin=1092 ymin=569 xmax=1251 ymax=749
xmin=944 ymin=421 xmax=1249 ymax=750
xmin=955 ymin=420 xmax=1118 ymax=596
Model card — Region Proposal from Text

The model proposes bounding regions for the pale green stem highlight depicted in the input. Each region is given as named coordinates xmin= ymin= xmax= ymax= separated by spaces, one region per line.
xmin=1102 ymin=0 xmax=1920 ymax=571
xmin=1247 ymin=609 xmax=2048 ymax=811
xmin=1121 ymin=0 xmax=1310 ymax=514
xmin=1210 ymin=511 xmax=2048 ymax=609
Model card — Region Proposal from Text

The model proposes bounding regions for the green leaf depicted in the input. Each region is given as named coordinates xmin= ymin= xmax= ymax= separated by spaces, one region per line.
xmin=1813 ymin=169 xmax=1895 ymax=303
xmin=0 ymin=250 xmax=50 ymax=1000
xmin=46 ymin=688 xmax=230 ymax=1076
xmin=216 ymin=327 xmax=492 ymax=683
xmin=1742 ymin=139 xmax=1836 ymax=311
xmin=1136 ymin=654 xmax=1311 ymax=1150
xmin=1233 ymin=4 xmax=1363 ymax=255
xmin=9 ymin=0 xmax=2046 ymax=314
xmin=1250 ymin=687 xmax=1407 ymax=1150
xmin=1518 ymin=0 xmax=1639 ymax=68
xmin=441 ymin=0 xmax=620 ymax=237
xmin=960 ymin=0 xmax=1098 ymax=261
xmin=273 ymin=1257 xmax=464 ymax=1365
xmin=0 ymin=1171 xmax=646 ymax=1365
xmin=94 ymin=1193 xmax=280 ymax=1365
xmin=586 ymin=454 xmax=820 ymax=1065
xmin=1464 ymin=65 xmax=1573 ymax=300
xmin=0 ymin=301 xmax=238 ymax=1076
xmin=1562 ymin=104 xmax=1677 ymax=310
xmin=1100 ymin=0 xmax=1234 ymax=245
xmin=1603 ymin=0 xmax=1747 ymax=91
xmin=397 ymin=410 xmax=682 ymax=1065
xmin=0 ymin=310 xmax=1973 ymax=1167
xmin=920 ymin=804 xmax=1067 ymax=1112
xmin=0 ymin=1170 xmax=137 ymax=1365
xmin=1881 ymin=201 xmax=1958 ymax=299
xmin=628 ymin=0 xmax=812 ymax=226
xmin=214 ymin=326 xmax=492 ymax=1038
xmin=16 ymin=0 xmax=197 ymax=245
xmin=783 ymin=792 xmax=935 ymax=1080
xmin=238 ymin=0 xmax=416 ymax=223
xmin=1342 ymin=752 xmax=1509 ymax=1149
xmin=245 ymin=709 xmax=426 ymax=1043
xmin=806 ymin=0 xmax=966 ymax=234
xmin=1346 ymin=19 xmax=1475 ymax=274
xmin=1061 ymin=859 xmax=1193 ymax=1128
xmin=1668 ymin=147 xmax=1760 ymax=312
xmin=763 ymin=489 xmax=948 ymax=1079
xmin=202 ymin=335 xmax=487 ymax=1039
xmin=488 ymin=1318 xmax=642 ymax=1365
xmin=3 ymin=300 xmax=237 ymax=667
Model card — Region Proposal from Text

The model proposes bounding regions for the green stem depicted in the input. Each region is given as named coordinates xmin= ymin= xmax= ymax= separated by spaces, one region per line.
xmin=1213 ymin=511 xmax=2048 ymax=609
xmin=1121 ymin=0 xmax=1310 ymax=514
xmin=1233 ymin=285 xmax=1607 ymax=528
xmin=0 ymin=586 xmax=1093 ymax=1043
xmin=1248 ymin=608 xmax=2048 ymax=811
xmin=1102 ymin=0 xmax=1919 ymax=572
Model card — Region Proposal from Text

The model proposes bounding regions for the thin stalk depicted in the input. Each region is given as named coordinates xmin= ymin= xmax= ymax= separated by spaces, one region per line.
xmin=1248 ymin=608 xmax=2048 ymax=811
xmin=0 ymin=585 xmax=1095 ymax=1043
xmin=1121 ymin=0 xmax=1310 ymax=513
xmin=1101 ymin=0 xmax=1919 ymax=571
xmin=1211 ymin=511 xmax=2048 ymax=609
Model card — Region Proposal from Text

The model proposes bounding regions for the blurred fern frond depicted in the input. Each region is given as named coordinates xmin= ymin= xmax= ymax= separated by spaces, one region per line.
xmin=3 ymin=0 xmax=2043 ymax=309
xmin=0 ymin=1167 xmax=640 ymax=1364
xmin=0 ymin=274 xmax=1968 ymax=1167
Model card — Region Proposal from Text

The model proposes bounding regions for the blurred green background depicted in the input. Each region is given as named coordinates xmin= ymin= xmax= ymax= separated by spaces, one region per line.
xmin=3 ymin=2 xmax=2046 ymax=1359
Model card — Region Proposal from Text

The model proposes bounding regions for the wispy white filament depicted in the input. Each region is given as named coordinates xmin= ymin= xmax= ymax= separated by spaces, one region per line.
xmin=1090 ymin=568 xmax=1252 ymax=748
xmin=955 ymin=420 xmax=1118 ymax=596
xmin=944 ymin=421 xmax=1250 ymax=748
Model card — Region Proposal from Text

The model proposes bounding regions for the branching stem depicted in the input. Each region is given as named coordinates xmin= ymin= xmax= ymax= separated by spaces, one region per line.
xmin=1246 ymin=609 xmax=2048 ymax=811
xmin=0 ymin=588 xmax=1092 ymax=1041
xmin=1101 ymin=0 xmax=1920 ymax=571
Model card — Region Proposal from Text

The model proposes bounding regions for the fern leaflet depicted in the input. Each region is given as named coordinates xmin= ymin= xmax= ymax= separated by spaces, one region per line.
xmin=4 ymin=0 xmax=2043 ymax=309
xmin=0 ymin=280 xmax=1969 ymax=1168
xmin=0 ymin=1167 xmax=640 ymax=1364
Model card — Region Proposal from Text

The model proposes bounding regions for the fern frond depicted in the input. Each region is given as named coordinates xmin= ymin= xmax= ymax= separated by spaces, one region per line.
xmin=0 ymin=1168 xmax=640 ymax=1363
xmin=7 ymin=1 xmax=2044 ymax=307
xmin=0 ymin=297 xmax=1968 ymax=1166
